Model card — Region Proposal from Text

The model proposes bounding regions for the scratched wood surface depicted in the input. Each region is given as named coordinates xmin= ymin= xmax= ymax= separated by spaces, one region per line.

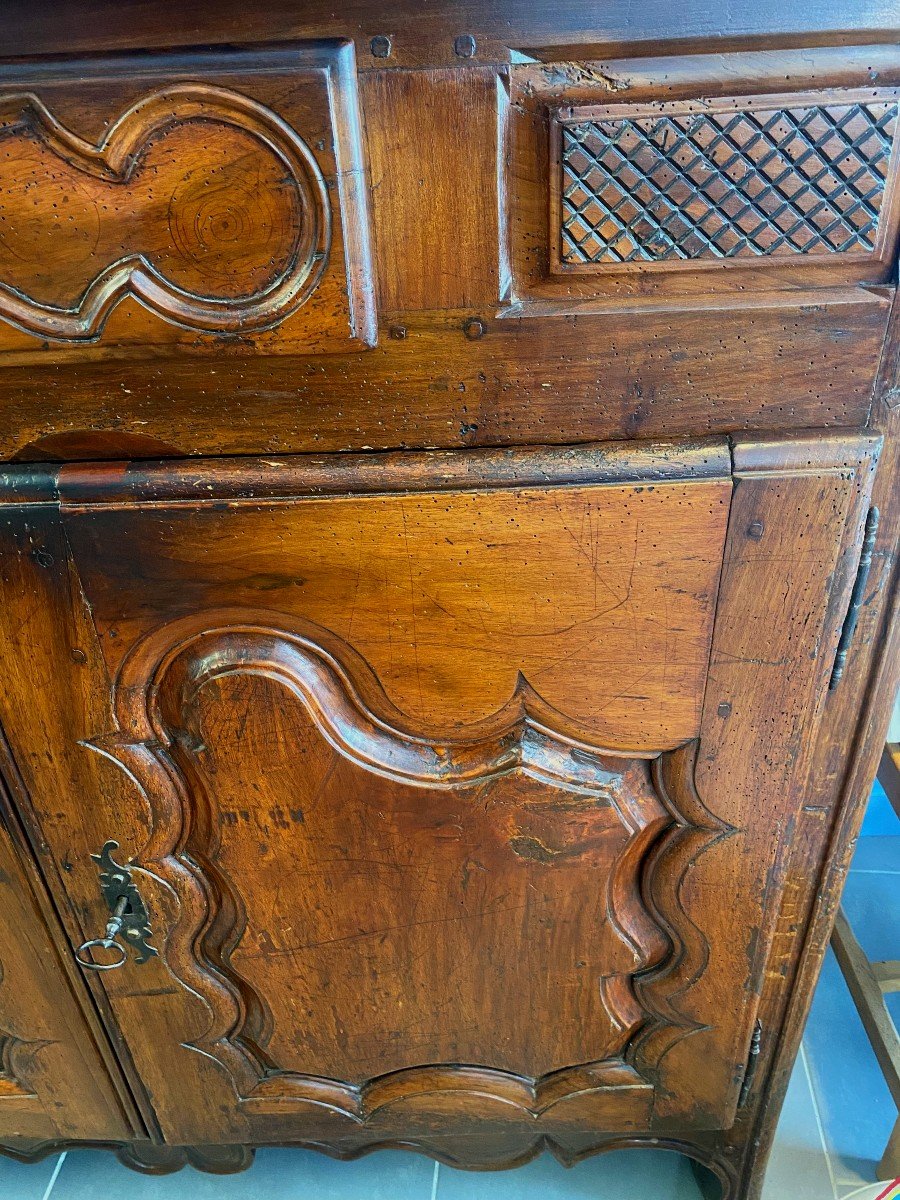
xmin=0 ymin=6 xmax=895 ymax=1196
xmin=0 ymin=44 xmax=894 ymax=457
xmin=55 ymin=468 xmax=732 ymax=749
xmin=0 ymin=430 xmax=883 ymax=1166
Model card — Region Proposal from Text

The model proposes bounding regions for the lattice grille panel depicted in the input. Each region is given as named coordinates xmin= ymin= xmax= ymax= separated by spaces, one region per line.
xmin=559 ymin=101 xmax=899 ymax=266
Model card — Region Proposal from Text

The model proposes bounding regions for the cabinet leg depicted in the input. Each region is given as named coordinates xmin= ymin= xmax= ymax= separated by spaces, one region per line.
xmin=690 ymin=1155 xmax=735 ymax=1200
xmin=185 ymin=1144 xmax=256 ymax=1174
xmin=115 ymin=1144 xmax=189 ymax=1174
xmin=684 ymin=1120 xmax=776 ymax=1200
xmin=116 ymin=1143 xmax=254 ymax=1175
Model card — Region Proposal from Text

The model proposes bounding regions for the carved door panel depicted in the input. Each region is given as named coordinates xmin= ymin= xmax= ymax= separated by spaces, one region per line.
xmin=0 ymin=432 xmax=879 ymax=1153
xmin=0 ymin=783 xmax=134 ymax=1148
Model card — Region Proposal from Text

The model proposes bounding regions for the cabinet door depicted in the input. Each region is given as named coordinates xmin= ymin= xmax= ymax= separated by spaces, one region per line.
xmin=0 ymin=782 xmax=133 ymax=1149
xmin=0 ymin=433 xmax=878 ymax=1155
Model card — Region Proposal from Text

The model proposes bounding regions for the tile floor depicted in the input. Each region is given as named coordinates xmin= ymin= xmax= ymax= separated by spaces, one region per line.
xmin=2 ymin=833 xmax=895 ymax=1200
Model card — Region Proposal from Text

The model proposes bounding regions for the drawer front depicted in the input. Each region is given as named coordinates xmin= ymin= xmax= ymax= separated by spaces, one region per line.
xmin=0 ymin=45 xmax=897 ymax=462
xmin=0 ymin=433 xmax=878 ymax=1151
xmin=0 ymin=43 xmax=374 ymax=363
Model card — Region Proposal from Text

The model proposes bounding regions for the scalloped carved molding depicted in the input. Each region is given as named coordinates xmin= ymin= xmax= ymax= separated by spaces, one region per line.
xmin=89 ymin=609 xmax=734 ymax=1127
xmin=0 ymin=86 xmax=331 ymax=339
xmin=0 ymin=1134 xmax=739 ymax=1193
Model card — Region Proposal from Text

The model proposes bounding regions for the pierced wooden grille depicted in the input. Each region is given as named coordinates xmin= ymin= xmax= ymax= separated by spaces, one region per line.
xmin=559 ymin=101 xmax=899 ymax=266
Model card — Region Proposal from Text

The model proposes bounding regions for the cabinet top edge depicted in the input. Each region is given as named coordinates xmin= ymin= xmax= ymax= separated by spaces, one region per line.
xmin=0 ymin=3 xmax=896 ymax=70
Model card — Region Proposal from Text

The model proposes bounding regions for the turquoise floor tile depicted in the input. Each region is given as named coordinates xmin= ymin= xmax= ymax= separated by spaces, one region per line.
xmin=763 ymin=1046 xmax=835 ymax=1200
xmin=860 ymin=782 xmax=897 ymax=838
xmin=843 ymin=860 xmax=899 ymax=962
xmin=50 ymin=1147 xmax=435 ymax=1200
xmin=850 ymin=835 xmax=899 ymax=875
xmin=0 ymin=1150 xmax=64 ymax=1200
xmin=804 ymin=865 xmax=899 ymax=1188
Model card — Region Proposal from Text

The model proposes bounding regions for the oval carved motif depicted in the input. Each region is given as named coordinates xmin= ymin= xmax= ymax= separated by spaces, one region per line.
xmin=0 ymin=86 xmax=331 ymax=339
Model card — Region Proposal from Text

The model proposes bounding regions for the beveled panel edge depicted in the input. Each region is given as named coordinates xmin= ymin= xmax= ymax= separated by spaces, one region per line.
xmin=559 ymin=86 xmax=900 ymax=126
xmin=497 ymin=282 xmax=894 ymax=319
xmin=510 ymin=47 xmax=900 ymax=111
xmin=328 ymin=39 xmax=378 ymax=348
xmin=0 ymin=40 xmax=353 ymax=88
xmin=0 ymin=437 xmax=732 ymax=507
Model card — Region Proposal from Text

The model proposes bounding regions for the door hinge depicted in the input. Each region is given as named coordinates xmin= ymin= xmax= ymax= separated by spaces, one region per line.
xmin=829 ymin=505 xmax=879 ymax=690
xmin=738 ymin=1019 xmax=762 ymax=1107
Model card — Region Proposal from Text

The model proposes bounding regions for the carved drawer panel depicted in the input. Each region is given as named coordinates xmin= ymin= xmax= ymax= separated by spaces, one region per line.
xmin=0 ymin=43 xmax=374 ymax=362
xmin=0 ymin=432 xmax=880 ymax=1151
xmin=510 ymin=54 xmax=900 ymax=309
xmin=556 ymin=97 xmax=899 ymax=268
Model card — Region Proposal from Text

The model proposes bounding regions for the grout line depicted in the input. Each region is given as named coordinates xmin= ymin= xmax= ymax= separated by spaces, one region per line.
xmin=835 ymin=1185 xmax=883 ymax=1200
xmin=40 ymin=1152 xmax=67 ymax=1200
xmin=430 ymin=1160 xmax=440 ymax=1200
xmin=800 ymin=1042 xmax=840 ymax=1200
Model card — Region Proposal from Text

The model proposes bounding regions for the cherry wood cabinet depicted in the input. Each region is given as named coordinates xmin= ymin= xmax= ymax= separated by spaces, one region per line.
xmin=0 ymin=4 xmax=896 ymax=1195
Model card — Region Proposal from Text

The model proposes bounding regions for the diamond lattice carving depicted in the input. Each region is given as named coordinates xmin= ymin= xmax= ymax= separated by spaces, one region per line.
xmin=559 ymin=101 xmax=899 ymax=265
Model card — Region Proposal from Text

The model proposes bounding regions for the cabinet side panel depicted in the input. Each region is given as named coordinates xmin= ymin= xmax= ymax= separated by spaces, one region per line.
xmin=719 ymin=306 xmax=900 ymax=1192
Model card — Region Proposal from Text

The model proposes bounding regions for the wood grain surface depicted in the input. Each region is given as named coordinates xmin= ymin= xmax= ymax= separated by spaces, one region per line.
xmin=0 ymin=12 xmax=895 ymax=1198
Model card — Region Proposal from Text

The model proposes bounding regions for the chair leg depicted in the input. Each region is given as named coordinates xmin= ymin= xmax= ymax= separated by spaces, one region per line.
xmin=878 ymin=1115 xmax=900 ymax=1182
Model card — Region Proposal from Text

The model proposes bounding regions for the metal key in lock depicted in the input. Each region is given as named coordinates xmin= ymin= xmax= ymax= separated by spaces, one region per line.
xmin=75 ymin=841 xmax=158 ymax=971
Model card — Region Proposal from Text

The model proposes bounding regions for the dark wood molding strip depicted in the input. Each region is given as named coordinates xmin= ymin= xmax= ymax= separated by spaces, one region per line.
xmin=0 ymin=437 xmax=731 ymax=507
